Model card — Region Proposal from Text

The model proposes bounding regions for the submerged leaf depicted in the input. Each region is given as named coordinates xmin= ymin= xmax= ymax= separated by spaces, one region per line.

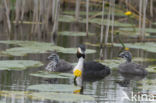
xmin=27 ymin=84 xmax=80 ymax=92
xmin=58 ymin=31 xmax=95 ymax=36
xmin=0 ymin=60 xmax=43 ymax=70
xmin=30 ymin=71 xmax=74 ymax=79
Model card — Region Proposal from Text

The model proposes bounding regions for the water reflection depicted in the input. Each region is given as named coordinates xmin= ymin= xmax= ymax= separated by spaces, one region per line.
xmin=116 ymin=73 xmax=146 ymax=87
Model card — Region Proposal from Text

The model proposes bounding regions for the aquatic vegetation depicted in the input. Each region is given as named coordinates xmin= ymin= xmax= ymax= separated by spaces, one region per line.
xmin=29 ymin=92 xmax=95 ymax=102
xmin=59 ymin=15 xmax=76 ymax=23
xmin=86 ymin=18 xmax=133 ymax=27
xmin=146 ymin=66 xmax=156 ymax=73
xmin=0 ymin=40 xmax=96 ymax=56
xmin=124 ymin=47 xmax=129 ymax=51
xmin=116 ymin=31 xmax=150 ymax=38
xmin=63 ymin=10 xmax=125 ymax=17
xmin=12 ymin=21 xmax=42 ymax=24
xmin=0 ymin=90 xmax=95 ymax=102
xmin=58 ymin=15 xmax=132 ymax=27
xmin=73 ymin=69 xmax=82 ymax=77
xmin=28 ymin=84 xmax=80 ymax=92
xmin=114 ymin=42 xmax=156 ymax=53
xmin=0 ymin=60 xmax=43 ymax=70
xmin=119 ymin=28 xmax=156 ymax=33
xmin=124 ymin=11 xmax=132 ymax=16
xmin=30 ymin=71 xmax=74 ymax=79
xmin=58 ymin=31 xmax=95 ymax=36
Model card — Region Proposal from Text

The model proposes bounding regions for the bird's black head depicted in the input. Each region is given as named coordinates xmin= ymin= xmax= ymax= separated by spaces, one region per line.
xmin=48 ymin=53 xmax=59 ymax=63
xmin=77 ymin=44 xmax=86 ymax=58
xmin=119 ymin=51 xmax=132 ymax=62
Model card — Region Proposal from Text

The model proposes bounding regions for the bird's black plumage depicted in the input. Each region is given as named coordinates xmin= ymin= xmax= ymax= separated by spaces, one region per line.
xmin=83 ymin=61 xmax=110 ymax=76
xmin=82 ymin=61 xmax=111 ymax=81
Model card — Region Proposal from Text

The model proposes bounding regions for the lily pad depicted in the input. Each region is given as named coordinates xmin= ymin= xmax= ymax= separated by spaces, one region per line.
xmin=86 ymin=18 xmax=133 ymax=27
xmin=114 ymin=42 xmax=156 ymax=53
xmin=0 ymin=60 xmax=43 ymax=70
xmin=27 ymin=84 xmax=80 ymax=92
xmin=30 ymin=71 xmax=74 ymax=79
xmin=0 ymin=40 xmax=96 ymax=56
xmin=0 ymin=90 xmax=95 ymax=102
xmin=146 ymin=66 xmax=156 ymax=73
xmin=58 ymin=31 xmax=95 ymax=36
xmin=119 ymin=28 xmax=156 ymax=33
xmin=59 ymin=47 xmax=96 ymax=54
xmin=63 ymin=10 xmax=125 ymax=16
xmin=30 ymin=92 xmax=95 ymax=102
xmin=59 ymin=15 xmax=76 ymax=23
xmin=13 ymin=21 xmax=42 ymax=24
xmin=58 ymin=15 xmax=132 ymax=27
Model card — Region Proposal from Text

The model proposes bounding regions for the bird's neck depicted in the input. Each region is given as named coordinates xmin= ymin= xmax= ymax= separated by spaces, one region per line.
xmin=74 ymin=57 xmax=84 ymax=71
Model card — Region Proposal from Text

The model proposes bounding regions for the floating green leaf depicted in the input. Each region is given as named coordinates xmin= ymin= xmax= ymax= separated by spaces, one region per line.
xmin=30 ymin=71 xmax=74 ymax=79
xmin=87 ymin=18 xmax=133 ymax=27
xmin=63 ymin=10 xmax=125 ymax=16
xmin=59 ymin=47 xmax=96 ymax=54
xmin=114 ymin=42 xmax=156 ymax=53
xmin=152 ymin=22 xmax=156 ymax=25
xmin=58 ymin=15 xmax=132 ymax=27
xmin=0 ymin=40 xmax=96 ymax=56
xmin=27 ymin=84 xmax=80 ymax=92
xmin=0 ymin=101 xmax=5 ymax=103
xmin=146 ymin=65 xmax=156 ymax=73
xmin=59 ymin=15 xmax=76 ymax=23
xmin=0 ymin=91 xmax=29 ymax=99
xmin=58 ymin=31 xmax=95 ymax=36
xmin=13 ymin=21 xmax=42 ymax=24
xmin=30 ymin=92 xmax=95 ymax=102
xmin=0 ymin=90 xmax=95 ymax=102
xmin=119 ymin=28 xmax=156 ymax=33
xmin=0 ymin=60 xmax=43 ymax=70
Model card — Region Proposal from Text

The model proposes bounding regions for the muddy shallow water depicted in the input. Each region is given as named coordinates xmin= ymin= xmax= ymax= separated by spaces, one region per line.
xmin=0 ymin=22 xmax=155 ymax=103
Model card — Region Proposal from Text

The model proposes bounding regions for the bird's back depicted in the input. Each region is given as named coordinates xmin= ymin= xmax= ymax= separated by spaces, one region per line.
xmin=55 ymin=59 xmax=73 ymax=72
xmin=83 ymin=61 xmax=110 ymax=77
xmin=119 ymin=62 xmax=147 ymax=75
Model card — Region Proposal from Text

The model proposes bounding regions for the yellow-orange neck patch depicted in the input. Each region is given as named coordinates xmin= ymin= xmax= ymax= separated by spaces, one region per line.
xmin=73 ymin=89 xmax=81 ymax=94
xmin=73 ymin=69 xmax=82 ymax=77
